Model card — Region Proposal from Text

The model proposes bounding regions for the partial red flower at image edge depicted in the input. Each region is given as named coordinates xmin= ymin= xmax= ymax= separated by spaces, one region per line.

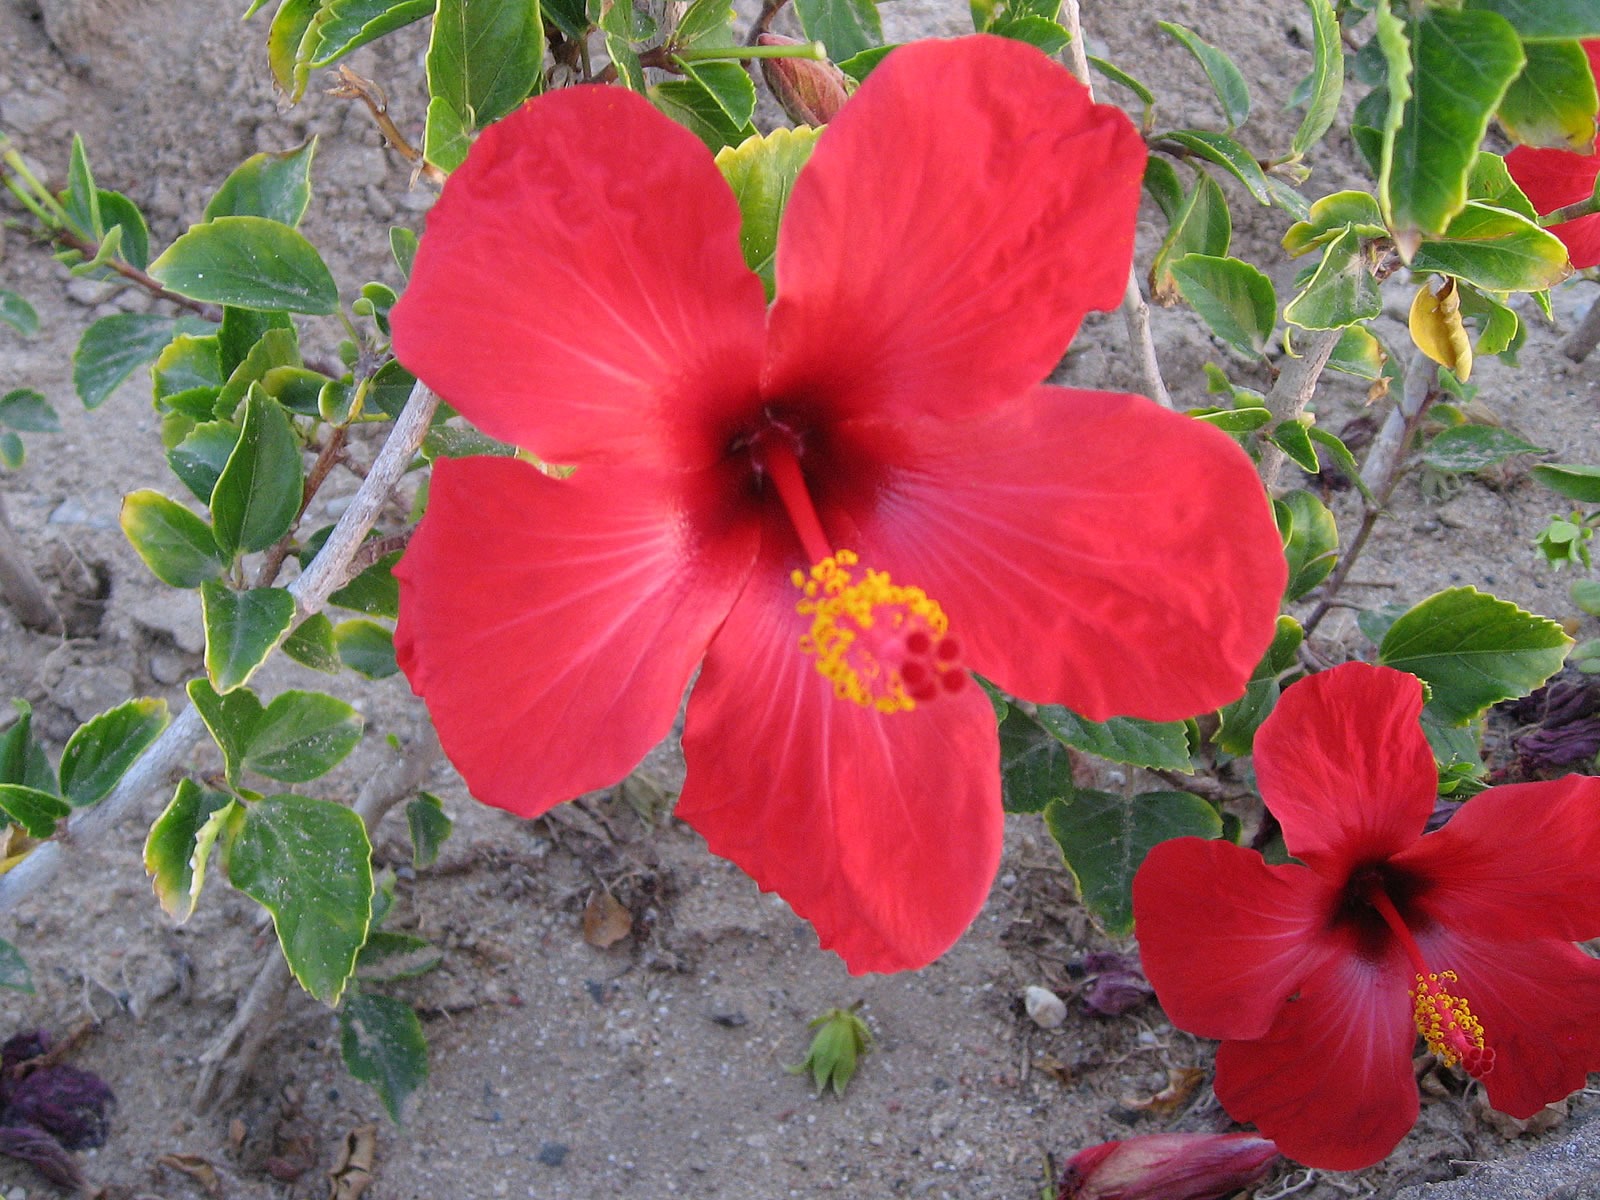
xmin=1133 ymin=662 xmax=1600 ymax=1169
xmin=1506 ymin=40 xmax=1600 ymax=269
xmin=389 ymin=35 xmax=1287 ymax=974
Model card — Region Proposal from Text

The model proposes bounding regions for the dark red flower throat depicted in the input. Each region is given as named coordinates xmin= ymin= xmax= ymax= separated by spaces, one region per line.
xmin=1347 ymin=865 xmax=1494 ymax=1079
xmin=743 ymin=419 xmax=967 ymax=714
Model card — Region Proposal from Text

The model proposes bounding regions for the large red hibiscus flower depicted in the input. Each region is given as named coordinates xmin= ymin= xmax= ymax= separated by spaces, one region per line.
xmin=1506 ymin=41 xmax=1600 ymax=269
xmin=1133 ymin=663 xmax=1600 ymax=1169
xmin=390 ymin=35 xmax=1285 ymax=974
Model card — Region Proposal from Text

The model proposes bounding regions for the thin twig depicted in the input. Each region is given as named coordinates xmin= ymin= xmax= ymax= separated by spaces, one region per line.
xmin=51 ymin=227 xmax=222 ymax=320
xmin=1259 ymin=326 xmax=1341 ymax=494
xmin=0 ymin=493 xmax=61 ymax=633
xmin=1059 ymin=0 xmax=1173 ymax=409
xmin=0 ymin=381 xmax=441 ymax=914
xmin=251 ymin=424 xmax=350 ymax=590
xmin=191 ymin=722 xmax=442 ymax=1111
xmin=328 ymin=67 xmax=448 ymax=188
xmin=1302 ymin=355 xmax=1438 ymax=636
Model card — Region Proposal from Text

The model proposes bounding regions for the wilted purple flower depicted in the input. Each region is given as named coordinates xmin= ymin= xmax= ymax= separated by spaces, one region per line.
xmin=5 ymin=1064 xmax=115 ymax=1150
xmin=0 ymin=1031 xmax=50 ymax=1074
xmin=1057 ymin=1132 xmax=1279 ymax=1200
xmin=0 ymin=1124 xmax=86 ymax=1191
xmin=1079 ymin=952 xmax=1153 ymax=1016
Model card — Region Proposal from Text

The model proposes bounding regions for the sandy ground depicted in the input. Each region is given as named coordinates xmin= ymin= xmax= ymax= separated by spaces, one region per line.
xmin=0 ymin=0 xmax=1597 ymax=1197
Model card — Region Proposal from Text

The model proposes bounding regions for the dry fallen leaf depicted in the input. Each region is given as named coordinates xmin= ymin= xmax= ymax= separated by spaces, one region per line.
xmin=157 ymin=1152 xmax=223 ymax=1197
xmin=581 ymin=890 xmax=633 ymax=948
xmin=328 ymin=1124 xmax=377 ymax=1200
xmin=1121 ymin=1066 xmax=1204 ymax=1115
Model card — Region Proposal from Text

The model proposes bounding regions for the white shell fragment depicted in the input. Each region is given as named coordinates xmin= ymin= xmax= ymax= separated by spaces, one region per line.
xmin=1024 ymin=985 xmax=1068 ymax=1029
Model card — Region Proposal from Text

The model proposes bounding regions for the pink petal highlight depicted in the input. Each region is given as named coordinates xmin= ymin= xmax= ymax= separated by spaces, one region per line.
xmin=395 ymin=456 xmax=758 ymax=815
xmin=390 ymin=87 xmax=767 ymax=469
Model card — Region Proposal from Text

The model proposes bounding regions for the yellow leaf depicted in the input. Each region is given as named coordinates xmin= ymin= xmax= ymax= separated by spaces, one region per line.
xmin=1409 ymin=277 xmax=1474 ymax=382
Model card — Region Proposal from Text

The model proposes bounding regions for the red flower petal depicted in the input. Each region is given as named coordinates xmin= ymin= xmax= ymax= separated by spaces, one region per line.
xmin=763 ymin=35 xmax=1144 ymax=425
xmin=390 ymin=88 xmax=767 ymax=470
xmin=1253 ymin=664 xmax=1437 ymax=878
xmin=394 ymin=456 xmax=758 ymax=815
xmin=1133 ymin=837 xmax=1339 ymax=1041
xmin=820 ymin=389 xmax=1284 ymax=721
xmin=1416 ymin=930 xmax=1600 ymax=1120
xmin=1396 ymin=774 xmax=1600 ymax=943
xmin=675 ymin=525 xmax=1003 ymax=974
xmin=1213 ymin=949 xmax=1419 ymax=1171
xmin=1506 ymin=145 xmax=1600 ymax=268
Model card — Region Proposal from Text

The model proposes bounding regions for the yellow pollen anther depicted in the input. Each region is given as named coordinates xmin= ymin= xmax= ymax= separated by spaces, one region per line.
xmin=792 ymin=549 xmax=966 ymax=713
xmin=1412 ymin=970 xmax=1494 ymax=1078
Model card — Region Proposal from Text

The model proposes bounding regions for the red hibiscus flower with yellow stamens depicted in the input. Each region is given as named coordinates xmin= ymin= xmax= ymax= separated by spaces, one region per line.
xmin=1133 ymin=662 xmax=1600 ymax=1170
xmin=1506 ymin=41 xmax=1600 ymax=269
xmin=390 ymin=34 xmax=1286 ymax=974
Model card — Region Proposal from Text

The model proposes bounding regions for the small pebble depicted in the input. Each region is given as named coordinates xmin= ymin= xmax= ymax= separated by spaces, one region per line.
xmin=536 ymin=1142 xmax=569 ymax=1167
xmin=1023 ymin=985 xmax=1067 ymax=1029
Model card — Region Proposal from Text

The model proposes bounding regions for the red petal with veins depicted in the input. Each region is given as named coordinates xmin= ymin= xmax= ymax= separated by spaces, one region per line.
xmin=675 ymin=516 xmax=1003 ymax=974
xmin=764 ymin=35 xmax=1144 ymax=425
xmin=1416 ymin=929 xmax=1600 ymax=1120
xmin=1133 ymin=837 xmax=1339 ymax=1042
xmin=1253 ymin=664 xmax=1437 ymax=878
xmin=1397 ymin=774 xmax=1600 ymax=942
xmin=816 ymin=388 xmax=1284 ymax=721
xmin=1506 ymin=144 xmax=1600 ymax=268
xmin=394 ymin=456 xmax=758 ymax=815
xmin=390 ymin=87 xmax=767 ymax=470
xmin=1212 ymin=947 xmax=1418 ymax=1171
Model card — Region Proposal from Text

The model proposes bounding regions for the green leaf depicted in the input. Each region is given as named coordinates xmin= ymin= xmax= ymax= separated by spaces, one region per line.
xmin=0 ymin=702 xmax=57 ymax=794
xmin=74 ymin=313 xmax=209 ymax=410
xmin=328 ymin=553 xmax=400 ymax=618
xmin=1282 ymin=190 xmax=1386 ymax=256
xmin=1270 ymin=417 xmax=1321 ymax=473
xmin=1385 ymin=8 xmax=1526 ymax=244
xmin=267 ymin=0 xmax=319 ymax=99
xmin=1032 ymin=706 xmax=1193 ymax=772
xmin=356 ymin=932 xmax=444 ymax=980
xmin=1499 ymin=40 xmax=1599 ymax=150
xmin=1283 ymin=227 xmax=1382 ymax=330
xmin=1170 ymin=254 xmax=1277 ymax=356
xmin=0 ymin=292 xmax=38 ymax=337
xmin=389 ymin=228 xmax=419 ymax=282
xmin=406 ymin=793 xmax=453 ymax=868
xmin=1374 ymin=0 xmax=1414 ymax=235
xmin=1423 ymin=425 xmax=1547 ymax=473
xmin=793 ymin=0 xmax=881 ymax=60
xmin=0 ymin=786 xmax=70 ymax=838
xmin=1532 ymin=463 xmax=1600 ymax=503
xmin=1192 ymin=404 xmax=1273 ymax=433
xmin=1215 ymin=618 xmax=1305 ymax=756
xmin=0 ymin=434 xmax=21 ymax=471
xmin=96 ymin=189 xmax=151 ymax=270
xmin=1572 ymin=579 xmax=1600 ymax=617
xmin=788 ymin=1007 xmax=872 ymax=1096
xmin=203 ymin=141 xmax=318 ymax=227
xmin=227 ymin=794 xmax=373 ymax=1005
xmin=1044 ymin=790 xmax=1222 ymax=936
xmin=1089 ymin=56 xmax=1155 ymax=127
xmin=312 ymin=0 xmax=433 ymax=65
xmin=1278 ymin=489 xmax=1338 ymax=601
xmin=713 ymin=127 xmax=820 ymax=301
xmin=998 ymin=707 xmax=1076 ymax=814
xmin=242 ymin=691 xmax=364 ymax=782
xmin=1150 ymin=171 xmax=1231 ymax=303
xmin=340 ymin=992 xmax=429 ymax=1122
xmin=283 ymin=613 xmax=342 ymax=673
xmin=1410 ymin=203 xmax=1570 ymax=293
xmin=63 ymin=134 xmax=102 ymax=240
xmin=216 ymin=327 xmax=302 ymax=420
xmin=152 ymin=334 xmax=225 ymax=402
xmin=673 ymin=0 xmax=734 ymax=47
xmin=1144 ymin=157 xmax=1184 ymax=222
xmin=427 ymin=0 xmax=547 ymax=130
xmin=120 ymin=490 xmax=224 ymax=587
xmin=0 ymin=389 xmax=59 ymax=433
xmin=211 ymin=386 xmax=304 ymax=556
xmin=1158 ymin=130 xmax=1273 ymax=204
xmin=652 ymin=66 xmax=757 ymax=150
xmin=594 ymin=0 xmax=645 ymax=91
xmin=335 ymin=620 xmax=398 ymax=679
xmin=168 ymin=420 xmax=240 ymax=504
xmin=144 ymin=778 xmax=234 ymax=921
xmin=1324 ymin=325 xmax=1387 ymax=380
xmin=59 ymin=698 xmax=170 ymax=808
xmin=218 ymin=309 xmax=293 ymax=377
xmin=201 ymin=582 xmax=296 ymax=693
xmin=0 ymin=938 xmax=33 ymax=994
xmin=1293 ymin=0 xmax=1345 ymax=155
xmin=1463 ymin=0 xmax=1600 ymax=40
xmin=186 ymin=677 xmax=262 ymax=785
xmin=150 ymin=216 xmax=337 ymax=315
xmin=1159 ymin=22 xmax=1250 ymax=128
xmin=423 ymin=95 xmax=472 ymax=174
xmin=1378 ymin=587 xmax=1572 ymax=723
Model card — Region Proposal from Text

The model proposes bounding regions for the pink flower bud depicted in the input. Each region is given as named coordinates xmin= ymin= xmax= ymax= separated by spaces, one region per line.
xmin=1057 ymin=1133 xmax=1279 ymax=1200
xmin=757 ymin=34 xmax=852 ymax=126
